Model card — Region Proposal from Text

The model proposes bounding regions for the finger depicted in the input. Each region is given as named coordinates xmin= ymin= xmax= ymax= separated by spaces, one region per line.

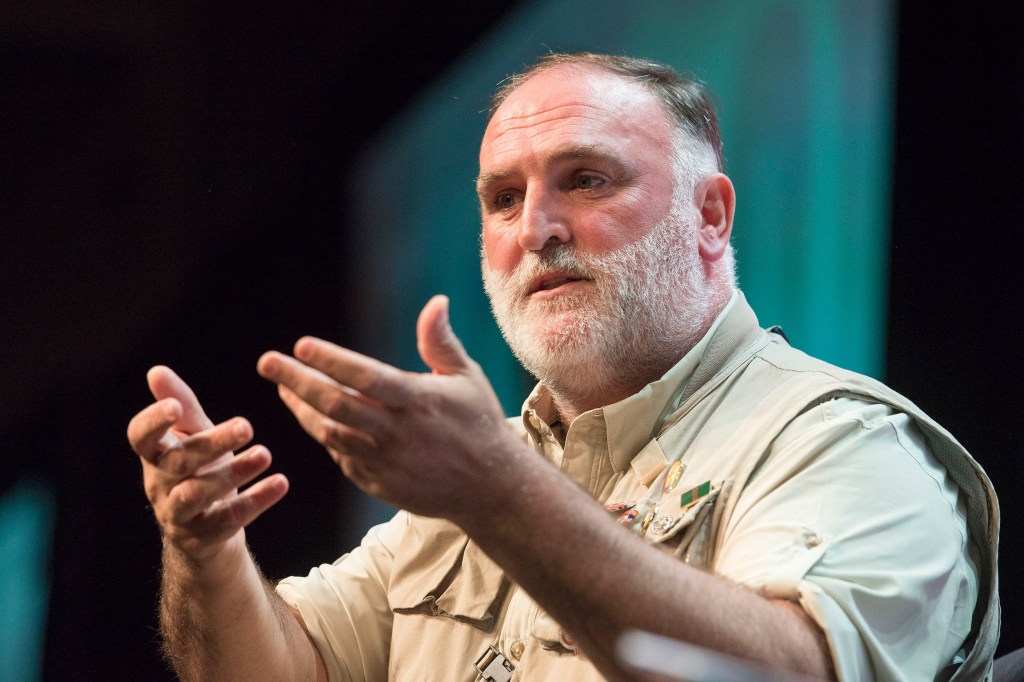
xmin=156 ymin=417 xmax=253 ymax=480
xmin=198 ymin=473 xmax=289 ymax=539
xmin=166 ymin=445 xmax=272 ymax=525
xmin=257 ymin=353 xmax=389 ymax=436
xmin=416 ymin=295 xmax=475 ymax=376
xmin=147 ymin=366 xmax=214 ymax=433
xmin=128 ymin=398 xmax=183 ymax=461
xmin=277 ymin=385 xmax=378 ymax=459
xmin=261 ymin=339 xmax=412 ymax=406
xmin=336 ymin=453 xmax=381 ymax=496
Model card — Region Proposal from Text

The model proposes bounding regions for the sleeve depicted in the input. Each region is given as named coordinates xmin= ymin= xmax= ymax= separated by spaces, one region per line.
xmin=276 ymin=510 xmax=409 ymax=682
xmin=713 ymin=398 xmax=978 ymax=682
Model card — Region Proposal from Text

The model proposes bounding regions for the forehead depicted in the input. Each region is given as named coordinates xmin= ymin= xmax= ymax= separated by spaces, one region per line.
xmin=480 ymin=66 xmax=674 ymax=168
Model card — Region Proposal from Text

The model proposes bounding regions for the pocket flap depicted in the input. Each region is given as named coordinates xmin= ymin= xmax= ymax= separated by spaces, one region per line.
xmin=389 ymin=515 xmax=508 ymax=630
xmin=530 ymin=610 xmax=576 ymax=654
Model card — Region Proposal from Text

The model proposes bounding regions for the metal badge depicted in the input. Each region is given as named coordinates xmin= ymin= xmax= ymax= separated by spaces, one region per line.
xmin=662 ymin=460 xmax=685 ymax=494
xmin=640 ymin=506 xmax=658 ymax=535
xmin=679 ymin=480 xmax=712 ymax=509
xmin=474 ymin=645 xmax=515 ymax=682
xmin=648 ymin=514 xmax=677 ymax=537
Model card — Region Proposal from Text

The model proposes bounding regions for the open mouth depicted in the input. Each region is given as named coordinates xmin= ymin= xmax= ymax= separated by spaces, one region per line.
xmin=530 ymin=273 xmax=589 ymax=296
xmin=538 ymin=276 xmax=578 ymax=291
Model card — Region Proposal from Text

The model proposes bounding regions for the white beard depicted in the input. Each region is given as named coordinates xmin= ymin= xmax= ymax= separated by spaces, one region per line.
xmin=482 ymin=201 xmax=715 ymax=401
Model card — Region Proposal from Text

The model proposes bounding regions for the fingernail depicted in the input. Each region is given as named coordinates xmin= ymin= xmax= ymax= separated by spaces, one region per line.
xmin=440 ymin=295 xmax=451 ymax=327
xmin=234 ymin=419 xmax=251 ymax=438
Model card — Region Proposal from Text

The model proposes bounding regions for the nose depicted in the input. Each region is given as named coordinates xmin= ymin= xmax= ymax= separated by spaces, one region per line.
xmin=518 ymin=189 xmax=571 ymax=251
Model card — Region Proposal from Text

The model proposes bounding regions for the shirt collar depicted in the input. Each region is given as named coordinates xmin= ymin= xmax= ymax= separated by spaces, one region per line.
xmin=521 ymin=290 xmax=740 ymax=471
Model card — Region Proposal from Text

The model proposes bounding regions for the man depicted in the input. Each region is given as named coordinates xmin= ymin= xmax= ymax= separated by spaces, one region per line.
xmin=128 ymin=54 xmax=999 ymax=681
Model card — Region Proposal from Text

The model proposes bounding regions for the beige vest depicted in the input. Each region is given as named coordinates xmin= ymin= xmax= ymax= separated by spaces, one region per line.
xmin=385 ymin=299 xmax=999 ymax=681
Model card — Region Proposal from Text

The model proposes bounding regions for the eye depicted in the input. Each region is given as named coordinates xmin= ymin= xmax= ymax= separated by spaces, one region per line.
xmin=495 ymin=191 xmax=517 ymax=210
xmin=573 ymin=173 xmax=605 ymax=191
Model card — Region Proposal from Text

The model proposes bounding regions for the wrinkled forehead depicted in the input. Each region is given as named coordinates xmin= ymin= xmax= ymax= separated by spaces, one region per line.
xmin=480 ymin=66 xmax=672 ymax=162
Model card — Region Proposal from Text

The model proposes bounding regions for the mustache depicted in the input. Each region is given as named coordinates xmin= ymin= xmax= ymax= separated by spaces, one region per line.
xmin=503 ymin=245 xmax=594 ymax=289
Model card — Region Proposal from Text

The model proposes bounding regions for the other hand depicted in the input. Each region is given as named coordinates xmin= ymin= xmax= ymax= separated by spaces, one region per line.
xmin=127 ymin=366 xmax=288 ymax=562
xmin=257 ymin=295 xmax=520 ymax=521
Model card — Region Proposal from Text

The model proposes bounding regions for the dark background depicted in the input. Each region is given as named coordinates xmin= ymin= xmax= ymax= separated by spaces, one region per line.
xmin=1 ymin=2 xmax=1021 ymax=679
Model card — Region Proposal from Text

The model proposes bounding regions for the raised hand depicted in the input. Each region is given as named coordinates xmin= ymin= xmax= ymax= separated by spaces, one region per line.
xmin=127 ymin=366 xmax=289 ymax=561
xmin=257 ymin=295 xmax=521 ymax=522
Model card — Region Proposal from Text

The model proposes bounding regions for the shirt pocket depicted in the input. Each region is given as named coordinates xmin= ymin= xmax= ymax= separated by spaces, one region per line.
xmin=606 ymin=475 xmax=729 ymax=569
xmin=511 ymin=610 xmax=605 ymax=682
xmin=388 ymin=515 xmax=509 ymax=632
xmin=647 ymin=481 xmax=727 ymax=566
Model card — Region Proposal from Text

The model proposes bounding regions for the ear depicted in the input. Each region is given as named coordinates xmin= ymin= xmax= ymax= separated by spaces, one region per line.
xmin=693 ymin=173 xmax=735 ymax=263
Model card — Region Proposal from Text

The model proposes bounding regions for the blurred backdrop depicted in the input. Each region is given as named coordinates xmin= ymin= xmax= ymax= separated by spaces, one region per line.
xmin=1 ymin=1 xmax=1022 ymax=679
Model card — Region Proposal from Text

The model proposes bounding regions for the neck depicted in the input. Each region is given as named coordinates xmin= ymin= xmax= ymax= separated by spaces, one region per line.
xmin=546 ymin=361 xmax=676 ymax=426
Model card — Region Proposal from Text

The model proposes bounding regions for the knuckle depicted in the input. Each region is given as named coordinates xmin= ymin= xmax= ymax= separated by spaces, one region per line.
xmin=325 ymin=446 xmax=344 ymax=466
xmin=143 ymin=479 xmax=162 ymax=504
xmin=396 ymin=368 xmax=418 ymax=395
xmin=151 ymin=499 xmax=176 ymax=527
xmin=409 ymin=383 xmax=440 ymax=417
xmin=338 ymin=456 xmax=356 ymax=478
xmin=321 ymin=419 xmax=354 ymax=451
xmin=155 ymin=512 xmax=175 ymax=533
xmin=218 ymin=497 xmax=248 ymax=530
xmin=174 ymin=481 xmax=204 ymax=512
xmin=361 ymin=480 xmax=382 ymax=499
xmin=127 ymin=415 xmax=157 ymax=453
xmin=160 ymin=448 xmax=191 ymax=477
xmin=323 ymin=393 xmax=349 ymax=421
xmin=219 ymin=463 xmax=244 ymax=493
xmin=403 ymin=379 xmax=424 ymax=404
xmin=369 ymin=428 xmax=391 ymax=450
xmin=317 ymin=418 xmax=338 ymax=446
xmin=126 ymin=417 xmax=141 ymax=447
xmin=358 ymin=366 xmax=384 ymax=395
xmin=356 ymin=369 xmax=375 ymax=394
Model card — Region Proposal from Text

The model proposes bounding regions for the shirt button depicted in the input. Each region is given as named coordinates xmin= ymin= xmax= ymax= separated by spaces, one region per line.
xmin=510 ymin=640 xmax=525 ymax=660
xmin=802 ymin=530 xmax=822 ymax=548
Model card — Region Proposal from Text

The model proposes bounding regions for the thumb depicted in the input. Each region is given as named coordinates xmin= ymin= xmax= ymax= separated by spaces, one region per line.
xmin=147 ymin=366 xmax=215 ymax=434
xmin=416 ymin=295 xmax=473 ymax=376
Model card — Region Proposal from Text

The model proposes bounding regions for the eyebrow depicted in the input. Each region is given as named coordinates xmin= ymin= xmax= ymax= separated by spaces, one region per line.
xmin=475 ymin=143 xmax=631 ymax=198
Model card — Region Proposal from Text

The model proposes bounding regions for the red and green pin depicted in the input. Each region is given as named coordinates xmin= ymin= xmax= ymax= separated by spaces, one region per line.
xmin=679 ymin=480 xmax=712 ymax=508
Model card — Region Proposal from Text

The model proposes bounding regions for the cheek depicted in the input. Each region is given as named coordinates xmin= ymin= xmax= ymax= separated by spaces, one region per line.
xmin=580 ymin=181 xmax=676 ymax=252
xmin=571 ymin=206 xmax=658 ymax=254
xmin=481 ymin=224 xmax=521 ymax=274
xmin=577 ymin=215 xmax=632 ymax=252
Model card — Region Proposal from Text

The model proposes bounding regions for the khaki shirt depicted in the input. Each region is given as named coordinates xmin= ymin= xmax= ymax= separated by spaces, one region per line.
xmin=277 ymin=292 xmax=998 ymax=682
